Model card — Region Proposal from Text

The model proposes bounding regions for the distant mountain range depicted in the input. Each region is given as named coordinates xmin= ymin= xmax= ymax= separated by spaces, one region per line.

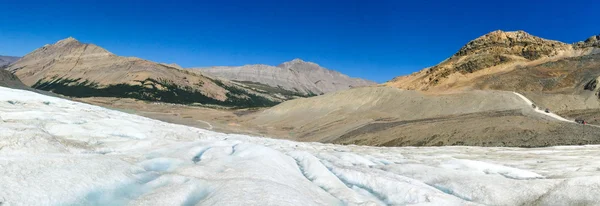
xmin=0 ymin=55 xmax=20 ymax=68
xmin=6 ymin=37 xmax=291 ymax=108
xmin=194 ymin=59 xmax=375 ymax=96
xmin=238 ymin=30 xmax=600 ymax=147
xmin=4 ymin=37 xmax=373 ymax=108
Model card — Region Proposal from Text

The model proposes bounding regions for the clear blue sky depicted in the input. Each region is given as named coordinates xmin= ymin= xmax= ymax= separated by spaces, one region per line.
xmin=0 ymin=0 xmax=598 ymax=83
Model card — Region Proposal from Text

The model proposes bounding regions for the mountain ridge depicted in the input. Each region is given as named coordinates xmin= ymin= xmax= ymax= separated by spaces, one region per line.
xmin=7 ymin=37 xmax=286 ymax=108
xmin=386 ymin=30 xmax=600 ymax=91
xmin=193 ymin=58 xmax=375 ymax=96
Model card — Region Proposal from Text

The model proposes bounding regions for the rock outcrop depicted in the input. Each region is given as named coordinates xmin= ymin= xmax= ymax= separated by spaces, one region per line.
xmin=7 ymin=37 xmax=284 ymax=108
xmin=574 ymin=34 xmax=600 ymax=48
xmin=454 ymin=30 xmax=571 ymax=59
xmin=194 ymin=58 xmax=375 ymax=96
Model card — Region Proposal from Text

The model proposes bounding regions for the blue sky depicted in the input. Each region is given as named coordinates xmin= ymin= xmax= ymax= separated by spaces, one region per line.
xmin=0 ymin=0 xmax=598 ymax=82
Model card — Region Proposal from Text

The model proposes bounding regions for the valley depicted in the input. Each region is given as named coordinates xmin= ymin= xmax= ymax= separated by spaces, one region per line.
xmin=2 ymin=1 xmax=600 ymax=204
xmin=4 ymin=30 xmax=600 ymax=148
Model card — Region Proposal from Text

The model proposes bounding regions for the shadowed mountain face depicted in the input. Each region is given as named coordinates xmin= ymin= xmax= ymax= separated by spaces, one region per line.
xmin=193 ymin=58 xmax=375 ymax=96
xmin=0 ymin=55 xmax=20 ymax=68
xmin=0 ymin=69 xmax=28 ymax=89
xmin=7 ymin=37 xmax=286 ymax=108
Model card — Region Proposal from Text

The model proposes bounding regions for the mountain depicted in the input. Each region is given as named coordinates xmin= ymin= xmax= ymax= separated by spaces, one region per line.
xmin=386 ymin=31 xmax=600 ymax=92
xmin=228 ymin=31 xmax=600 ymax=147
xmin=574 ymin=34 xmax=600 ymax=48
xmin=193 ymin=58 xmax=376 ymax=96
xmin=2 ymin=85 xmax=598 ymax=205
xmin=0 ymin=55 xmax=20 ymax=68
xmin=385 ymin=31 xmax=600 ymax=113
xmin=7 ymin=37 xmax=285 ymax=108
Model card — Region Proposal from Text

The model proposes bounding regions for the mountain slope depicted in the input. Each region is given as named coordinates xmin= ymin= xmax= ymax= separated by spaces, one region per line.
xmin=242 ymin=86 xmax=600 ymax=147
xmin=386 ymin=31 xmax=600 ymax=92
xmin=7 ymin=37 xmax=284 ymax=108
xmin=0 ymin=69 xmax=28 ymax=90
xmin=2 ymin=85 xmax=599 ymax=205
xmin=0 ymin=55 xmax=20 ymax=68
xmin=194 ymin=59 xmax=375 ymax=96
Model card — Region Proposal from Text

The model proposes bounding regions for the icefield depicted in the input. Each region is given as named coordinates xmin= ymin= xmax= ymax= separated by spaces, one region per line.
xmin=1 ymin=86 xmax=600 ymax=206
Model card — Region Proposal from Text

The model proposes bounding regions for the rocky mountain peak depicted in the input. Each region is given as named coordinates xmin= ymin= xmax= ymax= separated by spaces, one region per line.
xmin=55 ymin=37 xmax=80 ymax=45
xmin=454 ymin=30 xmax=570 ymax=60
xmin=574 ymin=34 xmax=600 ymax=48
xmin=385 ymin=30 xmax=588 ymax=91
xmin=198 ymin=58 xmax=375 ymax=96
xmin=277 ymin=58 xmax=320 ymax=69
xmin=47 ymin=37 xmax=113 ymax=57
xmin=290 ymin=58 xmax=305 ymax=63
xmin=585 ymin=35 xmax=600 ymax=43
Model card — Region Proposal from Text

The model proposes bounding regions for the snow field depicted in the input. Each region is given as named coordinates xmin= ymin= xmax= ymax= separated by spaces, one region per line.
xmin=0 ymin=86 xmax=599 ymax=205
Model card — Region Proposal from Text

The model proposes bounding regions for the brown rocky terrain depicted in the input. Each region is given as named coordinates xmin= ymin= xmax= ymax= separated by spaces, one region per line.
xmin=7 ymin=37 xmax=286 ymax=107
xmin=13 ymin=31 xmax=599 ymax=148
xmin=574 ymin=34 xmax=600 ymax=48
xmin=386 ymin=31 xmax=600 ymax=93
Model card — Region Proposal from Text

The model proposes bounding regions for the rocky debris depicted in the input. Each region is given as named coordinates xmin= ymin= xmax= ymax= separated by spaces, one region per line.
xmin=194 ymin=58 xmax=375 ymax=96
xmin=455 ymin=30 xmax=571 ymax=59
xmin=7 ymin=37 xmax=285 ymax=107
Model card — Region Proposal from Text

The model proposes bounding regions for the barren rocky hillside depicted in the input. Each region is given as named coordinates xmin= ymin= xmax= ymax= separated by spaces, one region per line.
xmin=239 ymin=86 xmax=600 ymax=147
xmin=7 ymin=37 xmax=286 ymax=108
xmin=194 ymin=59 xmax=375 ymax=96
xmin=235 ymin=31 xmax=600 ymax=146
xmin=47 ymin=30 xmax=600 ymax=148
xmin=386 ymin=31 xmax=600 ymax=92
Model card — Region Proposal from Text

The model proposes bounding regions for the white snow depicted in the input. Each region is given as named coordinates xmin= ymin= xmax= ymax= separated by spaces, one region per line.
xmin=1 ymin=86 xmax=600 ymax=205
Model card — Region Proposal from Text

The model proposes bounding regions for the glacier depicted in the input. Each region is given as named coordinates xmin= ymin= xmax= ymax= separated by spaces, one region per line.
xmin=0 ymin=86 xmax=599 ymax=206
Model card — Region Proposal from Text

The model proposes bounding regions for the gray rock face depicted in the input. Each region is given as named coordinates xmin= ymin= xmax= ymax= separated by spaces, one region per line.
xmin=0 ymin=55 xmax=20 ymax=68
xmin=194 ymin=59 xmax=375 ymax=96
